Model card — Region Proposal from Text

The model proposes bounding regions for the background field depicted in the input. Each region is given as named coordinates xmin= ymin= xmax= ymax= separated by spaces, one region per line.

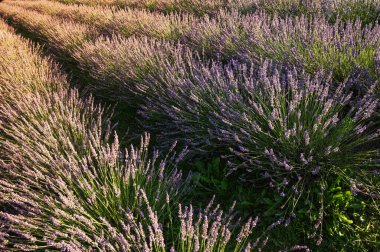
xmin=0 ymin=0 xmax=379 ymax=251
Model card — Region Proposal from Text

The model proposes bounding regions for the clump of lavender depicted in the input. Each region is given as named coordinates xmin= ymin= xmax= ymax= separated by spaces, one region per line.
xmin=173 ymin=197 xmax=264 ymax=252
xmin=140 ymin=59 xmax=379 ymax=238
xmin=253 ymin=0 xmax=324 ymax=18
xmin=11 ymin=0 xmax=196 ymax=40
xmin=210 ymin=61 xmax=379 ymax=218
xmin=1 ymin=130 xmax=191 ymax=250
xmin=142 ymin=58 xmax=379 ymax=169
xmin=246 ymin=0 xmax=379 ymax=24
xmin=72 ymin=35 xmax=187 ymax=99
xmin=72 ymin=34 xmax=210 ymax=104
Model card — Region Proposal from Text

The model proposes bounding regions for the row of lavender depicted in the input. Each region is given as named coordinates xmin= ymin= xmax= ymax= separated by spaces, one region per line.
xmin=8 ymin=0 xmax=380 ymax=74
xmin=3 ymin=1 xmax=379 ymax=94
xmin=6 ymin=0 xmax=380 ymax=68
xmin=49 ymin=0 xmax=380 ymax=23
xmin=0 ymin=19 xmax=267 ymax=251
xmin=0 ymin=0 xmax=379 ymax=249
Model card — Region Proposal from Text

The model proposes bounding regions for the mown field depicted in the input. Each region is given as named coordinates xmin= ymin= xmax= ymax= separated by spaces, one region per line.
xmin=0 ymin=0 xmax=379 ymax=251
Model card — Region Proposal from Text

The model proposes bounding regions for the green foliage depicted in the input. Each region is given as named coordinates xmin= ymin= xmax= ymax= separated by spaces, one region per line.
xmin=329 ymin=0 xmax=380 ymax=26
xmin=186 ymin=156 xmax=380 ymax=251
xmin=193 ymin=157 xmax=229 ymax=193
xmin=320 ymin=176 xmax=380 ymax=251
xmin=257 ymin=0 xmax=321 ymax=18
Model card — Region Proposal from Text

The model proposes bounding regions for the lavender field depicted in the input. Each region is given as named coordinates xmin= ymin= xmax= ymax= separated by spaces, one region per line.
xmin=0 ymin=0 xmax=379 ymax=251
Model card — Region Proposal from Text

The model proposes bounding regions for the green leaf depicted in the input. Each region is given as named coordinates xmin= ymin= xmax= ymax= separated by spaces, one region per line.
xmin=338 ymin=213 xmax=353 ymax=224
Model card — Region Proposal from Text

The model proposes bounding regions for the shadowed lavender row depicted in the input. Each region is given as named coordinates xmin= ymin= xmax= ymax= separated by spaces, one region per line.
xmin=0 ymin=18 xmax=266 ymax=251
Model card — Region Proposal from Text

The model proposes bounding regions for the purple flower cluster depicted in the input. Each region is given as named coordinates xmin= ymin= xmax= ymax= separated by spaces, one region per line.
xmin=175 ymin=197 xmax=262 ymax=251
xmin=73 ymin=35 xmax=189 ymax=99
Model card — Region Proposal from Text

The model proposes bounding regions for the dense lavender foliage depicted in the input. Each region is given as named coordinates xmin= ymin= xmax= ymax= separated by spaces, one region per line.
xmin=0 ymin=0 xmax=379 ymax=250
xmin=9 ymin=0 xmax=380 ymax=84
xmin=49 ymin=0 xmax=259 ymax=16
xmin=140 ymin=59 xmax=379 ymax=235
xmin=0 ymin=18 xmax=264 ymax=251
xmin=73 ymin=35 xmax=189 ymax=99
xmin=187 ymin=11 xmax=380 ymax=82
xmin=3 ymin=1 xmax=379 ymax=89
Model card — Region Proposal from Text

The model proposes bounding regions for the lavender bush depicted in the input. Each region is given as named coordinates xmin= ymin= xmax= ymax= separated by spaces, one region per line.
xmin=141 ymin=58 xmax=379 ymax=168
xmin=72 ymin=35 xmax=188 ymax=99
xmin=0 ymin=11 xmax=268 ymax=250
xmin=0 ymin=17 xmax=189 ymax=250
xmin=242 ymin=15 xmax=380 ymax=82
xmin=248 ymin=0 xmax=380 ymax=24
xmin=139 ymin=59 xmax=379 ymax=242
xmin=253 ymin=0 xmax=324 ymax=18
